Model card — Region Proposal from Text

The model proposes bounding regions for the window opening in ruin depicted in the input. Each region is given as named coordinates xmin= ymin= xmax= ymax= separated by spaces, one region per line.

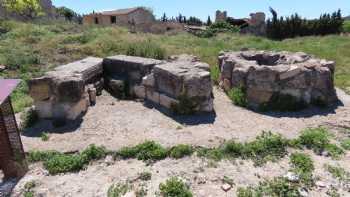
xmin=94 ymin=17 xmax=99 ymax=24
xmin=111 ymin=16 xmax=116 ymax=24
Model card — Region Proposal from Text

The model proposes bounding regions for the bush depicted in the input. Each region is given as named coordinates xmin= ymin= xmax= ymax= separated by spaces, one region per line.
xmin=197 ymin=22 xmax=240 ymax=38
xmin=108 ymin=183 xmax=130 ymax=197
xmin=126 ymin=40 xmax=165 ymax=60
xmin=228 ymin=87 xmax=247 ymax=107
xmin=325 ymin=144 xmax=344 ymax=159
xmin=169 ymin=144 xmax=193 ymax=159
xmin=325 ymin=164 xmax=350 ymax=182
xmin=196 ymin=147 xmax=224 ymax=161
xmin=159 ymin=177 xmax=193 ymax=197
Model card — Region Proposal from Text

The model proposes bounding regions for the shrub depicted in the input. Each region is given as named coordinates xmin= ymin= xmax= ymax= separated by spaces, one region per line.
xmin=138 ymin=171 xmax=152 ymax=181
xmin=126 ymin=40 xmax=165 ymax=60
xmin=209 ymin=65 xmax=220 ymax=84
xmin=297 ymin=127 xmax=331 ymax=153
xmin=116 ymin=141 xmax=168 ymax=161
xmin=159 ymin=177 xmax=193 ymax=197
xmin=81 ymin=144 xmax=107 ymax=162
xmin=325 ymin=144 xmax=344 ymax=159
xmin=290 ymin=153 xmax=314 ymax=186
xmin=228 ymin=87 xmax=247 ymax=107
xmin=169 ymin=144 xmax=193 ymax=159
xmin=108 ymin=183 xmax=131 ymax=197
xmin=43 ymin=154 xmax=85 ymax=175
xmin=221 ymin=140 xmax=245 ymax=157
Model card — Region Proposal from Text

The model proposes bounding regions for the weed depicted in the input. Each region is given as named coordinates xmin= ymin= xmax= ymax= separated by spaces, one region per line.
xmin=40 ymin=132 xmax=49 ymax=141
xmin=325 ymin=144 xmax=344 ymax=159
xmin=138 ymin=171 xmax=152 ymax=181
xmin=107 ymin=183 xmax=131 ymax=197
xmin=290 ymin=153 xmax=314 ymax=186
xmin=159 ymin=177 xmax=193 ymax=197
xmin=80 ymin=144 xmax=107 ymax=162
xmin=116 ymin=141 xmax=167 ymax=162
xmin=340 ymin=139 xmax=350 ymax=150
xmin=20 ymin=108 xmax=38 ymax=129
xmin=196 ymin=147 xmax=223 ymax=161
xmin=126 ymin=40 xmax=165 ymax=60
xmin=23 ymin=181 xmax=36 ymax=197
xmin=169 ymin=144 xmax=193 ymax=159
xmin=227 ymin=87 xmax=247 ymax=107
xmin=209 ymin=65 xmax=220 ymax=84
xmin=325 ymin=164 xmax=350 ymax=183
xmin=27 ymin=150 xmax=60 ymax=162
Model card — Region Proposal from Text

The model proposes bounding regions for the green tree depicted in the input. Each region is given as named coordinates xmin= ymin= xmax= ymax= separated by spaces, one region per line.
xmin=2 ymin=0 xmax=43 ymax=18
xmin=207 ymin=16 xmax=212 ymax=26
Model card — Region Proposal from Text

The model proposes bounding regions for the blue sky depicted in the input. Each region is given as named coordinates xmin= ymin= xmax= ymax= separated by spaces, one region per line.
xmin=52 ymin=0 xmax=350 ymax=20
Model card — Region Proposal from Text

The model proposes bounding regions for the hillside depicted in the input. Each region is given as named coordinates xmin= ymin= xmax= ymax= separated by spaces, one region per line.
xmin=1 ymin=20 xmax=350 ymax=112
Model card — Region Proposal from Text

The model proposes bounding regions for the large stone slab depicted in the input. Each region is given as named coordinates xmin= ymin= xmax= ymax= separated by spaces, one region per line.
xmin=29 ymin=57 xmax=103 ymax=120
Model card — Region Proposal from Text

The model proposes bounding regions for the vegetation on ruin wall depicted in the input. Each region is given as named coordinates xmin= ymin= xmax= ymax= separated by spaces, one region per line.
xmin=1 ymin=20 xmax=350 ymax=112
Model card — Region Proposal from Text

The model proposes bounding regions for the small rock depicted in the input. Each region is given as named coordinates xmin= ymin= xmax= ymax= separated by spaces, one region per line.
xmin=298 ymin=188 xmax=308 ymax=197
xmin=284 ymin=172 xmax=300 ymax=182
xmin=321 ymin=151 xmax=330 ymax=157
xmin=221 ymin=184 xmax=232 ymax=192
xmin=104 ymin=155 xmax=114 ymax=165
xmin=0 ymin=65 xmax=6 ymax=72
xmin=316 ymin=181 xmax=327 ymax=188
xmin=196 ymin=176 xmax=207 ymax=185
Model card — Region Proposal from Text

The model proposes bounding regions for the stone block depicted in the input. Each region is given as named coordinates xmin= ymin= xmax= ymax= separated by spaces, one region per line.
xmin=159 ymin=94 xmax=178 ymax=109
xmin=146 ymin=89 xmax=160 ymax=104
xmin=28 ymin=76 xmax=52 ymax=101
xmin=134 ymin=85 xmax=146 ymax=99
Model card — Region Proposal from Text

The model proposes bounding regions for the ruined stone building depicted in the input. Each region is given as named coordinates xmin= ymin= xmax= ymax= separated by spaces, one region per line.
xmin=83 ymin=7 xmax=155 ymax=27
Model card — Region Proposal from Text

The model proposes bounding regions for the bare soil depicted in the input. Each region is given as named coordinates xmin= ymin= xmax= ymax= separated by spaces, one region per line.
xmin=8 ymin=88 xmax=350 ymax=196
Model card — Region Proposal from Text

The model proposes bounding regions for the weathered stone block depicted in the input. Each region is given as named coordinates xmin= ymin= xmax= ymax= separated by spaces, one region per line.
xmin=160 ymin=94 xmax=179 ymax=109
xmin=28 ymin=76 xmax=52 ymax=101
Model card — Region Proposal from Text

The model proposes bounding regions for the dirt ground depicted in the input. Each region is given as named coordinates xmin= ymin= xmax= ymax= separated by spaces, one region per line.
xmin=7 ymin=88 xmax=350 ymax=196
xmin=21 ymin=87 xmax=350 ymax=153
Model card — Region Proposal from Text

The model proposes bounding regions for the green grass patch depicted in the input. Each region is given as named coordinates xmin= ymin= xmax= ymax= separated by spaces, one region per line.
xmin=343 ymin=21 xmax=350 ymax=33
xmin=325 ymin=164 xmax=350 ymax=183
xmin=28 ymin=144 xmax=107 ymax=175
xmin=126 ymin=40 xmax=166 ymax=60
xmin=40 ymin=132 xmax=49 ymax=141
xmin=159 ymin=177 xmax=193 ymax=197
xmin=138 ymin=171 xmax=152 ymax=181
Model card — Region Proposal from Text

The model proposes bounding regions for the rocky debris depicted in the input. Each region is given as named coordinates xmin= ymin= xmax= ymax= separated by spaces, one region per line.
xmin=28 ymin=57 xmax=103 ymax=120
xmin=141 ymin=55 xmax=214 ymax=113
xmin=219 ymin=50 xmax=338 ymax=110
xmin=298 ymin=188 xmax=309 ymax=197
xmin=103 ymin=55 xmax=163 ymax=98
xmin=284 ymin=172 xmax=300 ymax=182
xmin=316 ymin=181 xmax=327 ymax=188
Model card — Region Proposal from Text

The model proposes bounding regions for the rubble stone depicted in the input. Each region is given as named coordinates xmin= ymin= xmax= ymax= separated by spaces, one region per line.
xmin=219 ymin=50 xmax=338 ymax=110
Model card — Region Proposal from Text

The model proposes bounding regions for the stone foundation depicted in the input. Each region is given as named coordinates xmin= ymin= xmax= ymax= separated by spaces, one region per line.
xmin=219 ymin=50 xmax=338 ymax=110
xmin=29 ymin=57 xmax=103 ymax=120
